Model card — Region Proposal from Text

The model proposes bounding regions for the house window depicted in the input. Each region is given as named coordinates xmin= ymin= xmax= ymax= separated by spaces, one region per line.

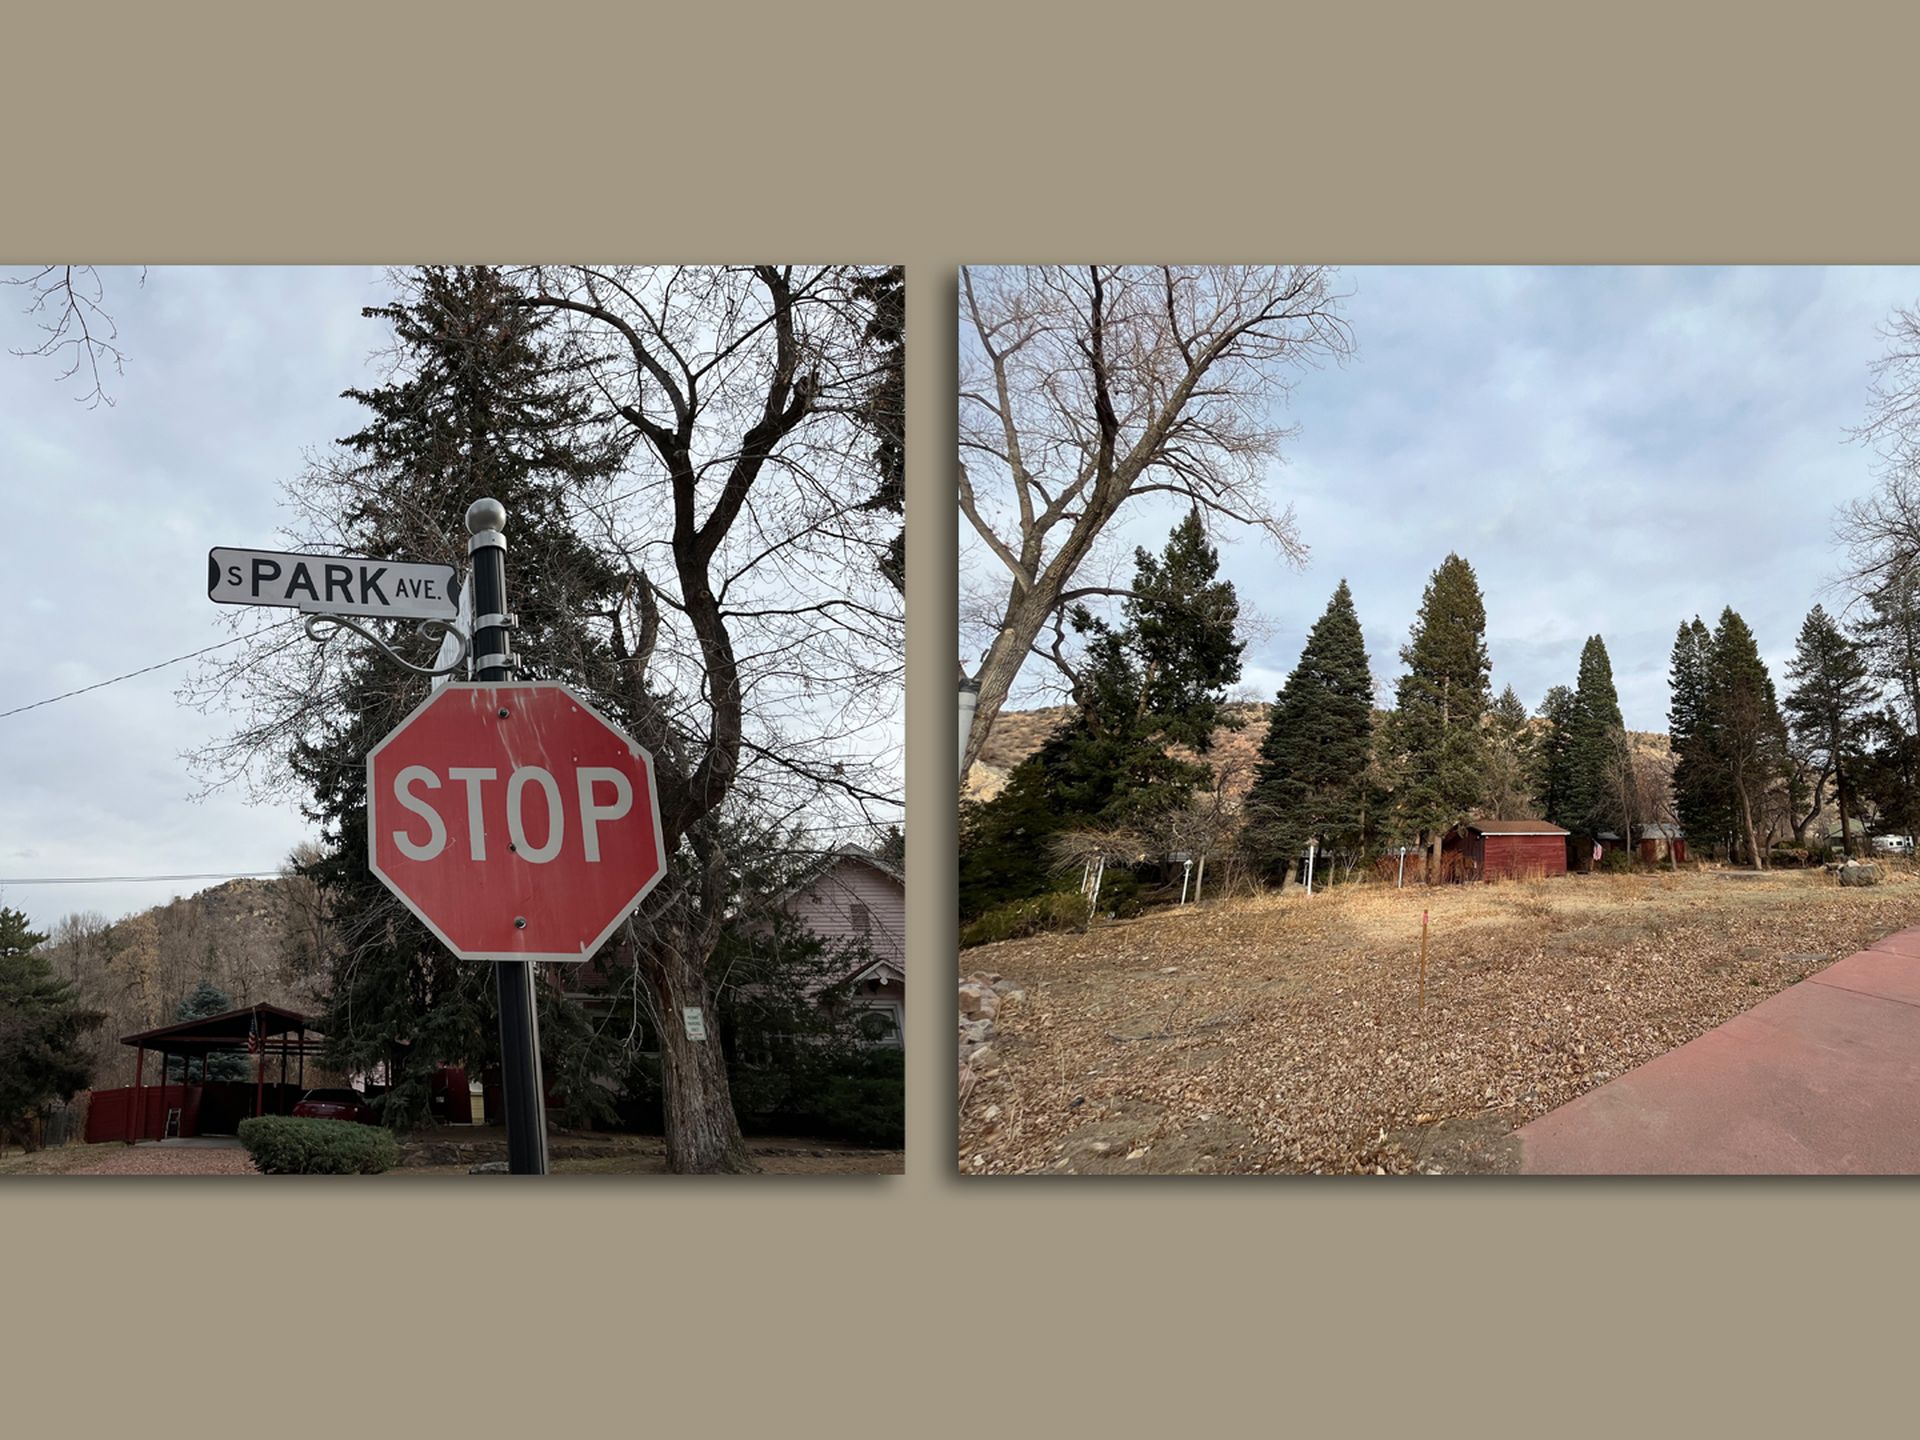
xmin=853 ymin=1001 xmax=902 ymax=1047
xmin=850 ymin=900 xmax=872 ymax=936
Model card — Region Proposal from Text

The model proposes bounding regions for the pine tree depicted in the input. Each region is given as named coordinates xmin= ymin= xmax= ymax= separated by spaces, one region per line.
xmin=0 ymin=907 xmax=106 ymax=1151
xmin=1706 ymin=608 xmax=1788 ymax=868
xmin=1857 ymin=706 xmax=1920 ymax=843
xmin=958 ymin=513 xmax=1244 ymax=914
xmin=291 ymin=266 xmax=631 ymax=1127
xmin=1564 ymin=635 xmax=1629 ymax=848
xmin=166 ymin=981 xmax=248 ymax=1082
xmin=1534 ymin=684 xmax=1576 ymax=826
xmin=1481 ymin=685 xmax=1538 ymax=818
xmin=1242 ymin=580 xmax=1376 ymax=884
xmin=1784 ymin=605 xmax=1876 ymax=856
xmin=1668 ymin=617 xmax=1731 ymax=854
xmin=849 ymin=266 xmax=905 ymax=593
xmin=1043 ymin=509 xmax=1245 ymax=824
xmin=1389 ymin=554 xmax=1491 ymax=881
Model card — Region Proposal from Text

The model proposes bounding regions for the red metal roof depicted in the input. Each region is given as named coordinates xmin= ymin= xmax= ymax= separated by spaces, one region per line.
xmin=119 ymin=1003 xmax=319 ymax=1051
xmin=1465 ymin=819 xmax=1570 ymax=836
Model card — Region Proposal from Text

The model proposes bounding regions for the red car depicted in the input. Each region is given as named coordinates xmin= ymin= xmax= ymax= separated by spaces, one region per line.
xmin=291 ymin=1087 xmax=380 ymax=1125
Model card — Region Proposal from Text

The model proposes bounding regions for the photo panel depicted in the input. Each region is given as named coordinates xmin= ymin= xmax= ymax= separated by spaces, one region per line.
xmin=0 ymin=263 xmax=905 ymax=1176
xmin=958 ymin=263 xmax=1920 ymax=1176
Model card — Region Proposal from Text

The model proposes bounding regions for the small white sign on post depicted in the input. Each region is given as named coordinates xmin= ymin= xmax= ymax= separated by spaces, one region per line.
xmin=681 ymin=1007 xmax=708 ymax=1041
xmin=430 ymin=570 xmax=473 ymax=691
xmin=208 ymin=547 xmax=459 ymax=621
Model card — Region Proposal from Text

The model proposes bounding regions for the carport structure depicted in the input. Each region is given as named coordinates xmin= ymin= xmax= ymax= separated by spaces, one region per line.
xmin=93 ymin=1004 xmax=325 ymax=1144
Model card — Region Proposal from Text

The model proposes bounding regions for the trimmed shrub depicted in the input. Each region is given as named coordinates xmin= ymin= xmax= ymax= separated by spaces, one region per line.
xmin=238 ymin=1116 xmax=399 ymax=1175
xmin=731 ymin=1044 xmax=903 ymax=1148
xmin=959 ymin=890 xmax=1091 ymax=948
xmin=1598 ymin=848 xmax=1637 ymax=874
xmin=809 ymin=1075 xmax=905 ymax=1148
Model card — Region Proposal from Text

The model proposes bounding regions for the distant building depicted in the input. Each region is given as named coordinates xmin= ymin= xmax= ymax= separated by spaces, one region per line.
xmin=1442 ymin=820 xmax=1571 ymax=881
xmin=777 ymin=846 xmax=906 ymax=1047
xmin=1634 ymin=824 xmax=1687 ymax=865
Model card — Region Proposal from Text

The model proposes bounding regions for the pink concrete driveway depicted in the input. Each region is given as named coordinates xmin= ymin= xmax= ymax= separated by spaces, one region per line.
xmin=1519 ymin=927 xmax=1920 ymax=1175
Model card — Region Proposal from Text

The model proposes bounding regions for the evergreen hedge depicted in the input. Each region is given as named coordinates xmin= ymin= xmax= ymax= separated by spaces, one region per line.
xmin=238 ymin=1116 xmax=399 ymax=1174
xmin=959 ymin=890 xmax=1092 ymax=948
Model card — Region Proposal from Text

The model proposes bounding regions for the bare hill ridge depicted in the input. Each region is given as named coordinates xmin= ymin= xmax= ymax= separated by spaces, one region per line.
xmin=38 ymin=875 xmax=328 ymax=1088
xmin=967 ymin=701 xmax=1671 ymax=806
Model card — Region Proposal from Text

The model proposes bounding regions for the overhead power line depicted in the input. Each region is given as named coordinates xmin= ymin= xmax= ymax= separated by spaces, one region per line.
xmin=0 ymin=634 xmax=251 ymax=721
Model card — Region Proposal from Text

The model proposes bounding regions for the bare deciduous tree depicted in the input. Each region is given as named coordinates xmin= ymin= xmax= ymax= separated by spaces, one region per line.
xmin=4 ymin=265 xmax=141 ymax=408
xmin=180 ymin=265 xmax=902 ymax=1173
xmin=957 ymin=265 xmax=1353 ymax=776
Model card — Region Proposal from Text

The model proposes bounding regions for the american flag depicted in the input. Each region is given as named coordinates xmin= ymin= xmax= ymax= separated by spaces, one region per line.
xmin=247 ymin=1011 xmax=260 ymax=1055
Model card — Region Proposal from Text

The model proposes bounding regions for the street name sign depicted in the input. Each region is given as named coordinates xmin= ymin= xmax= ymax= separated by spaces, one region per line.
xmin=209 ymin=546 xmax=459 ymax=621
xmin=367 ymin=682 xmax=668 ymax=962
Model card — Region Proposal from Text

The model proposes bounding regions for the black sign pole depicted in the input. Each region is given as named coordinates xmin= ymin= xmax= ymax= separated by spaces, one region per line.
xmin=467 ymin=498 xmax=549 ymax=1175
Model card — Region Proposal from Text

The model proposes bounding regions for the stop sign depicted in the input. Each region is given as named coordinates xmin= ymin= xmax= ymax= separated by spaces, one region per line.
xmin=367 ymin=682 xmax=667 ymax=962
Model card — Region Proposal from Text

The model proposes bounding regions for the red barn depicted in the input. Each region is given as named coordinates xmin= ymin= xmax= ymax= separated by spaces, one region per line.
xmin=1443 ymin=819 xmax=1570 ymax=881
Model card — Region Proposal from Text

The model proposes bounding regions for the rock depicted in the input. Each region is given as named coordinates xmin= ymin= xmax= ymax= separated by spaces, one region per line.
xmin=958 ymin=984 xmax=1000 ymax=1020
xmin=969 ymin=1044 xmax=1001 ymax=1073
xmin=961 ymin=1019 xmax=995 ymax=1045
xmin=1089 ymin=1140 xmax=1113 ymax=1155
xmin=1840 ymin=861 xmax=1883 ymax=887
xmin=468 ymin=1161 xmax=511 ymax=1175
xmin=1125 ymin=1147 xmax=1147 ymax=1160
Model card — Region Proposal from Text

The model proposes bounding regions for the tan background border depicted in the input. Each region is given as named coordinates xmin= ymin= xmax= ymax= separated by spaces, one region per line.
xmin=7 ymin=3 xmax=1920 ymax=1435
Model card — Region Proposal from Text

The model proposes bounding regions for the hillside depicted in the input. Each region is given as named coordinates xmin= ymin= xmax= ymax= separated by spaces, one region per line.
xmin=966 ymin=701 xmax=1672 ymax=807
xmin=36 ymin=876 xmax=329 ymax=1089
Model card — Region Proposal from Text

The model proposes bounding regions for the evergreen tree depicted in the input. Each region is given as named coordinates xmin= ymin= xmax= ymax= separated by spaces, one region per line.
xmin=1389 ymin=554 xmax=1491 ymax=881
xmin=1857 ymin=706 xmax=1920 ymax=843
xmin=1669 ymin=616 xmax=1732 ymax=854
xmin=1534 ymin=684 xmax=1576 ymax=826
xmin=0 ymin=907 xmax=106 ymax=1150
xmin=1042 ymin=509 xmax=1244 ymax=824
xmin=1242 ymin=580 xmax=1376 ymax=883
xmin=849 ymin=266 xmax=905 ymax=594
xmin=1564 ymin=635 xmax=1629 ymax=846
xmin=166 ymin=981 xmax=248 ymax=1082
xmin=1481 ymin=685 xmax=1538 ymax=818
xmin=958 ymin=513 xmax=1244 ymax=914
xmin=1705 ymin=608 xmax=1788 ymax=867
xmin=1784 ymin=605 xmax=1876 ymax=856
xmin=291 ymin=265 xmax=631 ymax=1128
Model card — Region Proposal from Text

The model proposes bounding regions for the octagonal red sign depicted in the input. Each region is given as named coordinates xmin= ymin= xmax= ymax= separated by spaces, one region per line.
xmin=368 ymin=682 xmax=667 ymax=962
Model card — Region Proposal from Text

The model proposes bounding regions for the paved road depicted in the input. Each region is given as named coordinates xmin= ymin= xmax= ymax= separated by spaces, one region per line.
xmin=1519 ymin=925 xmax=1920 ymax=1174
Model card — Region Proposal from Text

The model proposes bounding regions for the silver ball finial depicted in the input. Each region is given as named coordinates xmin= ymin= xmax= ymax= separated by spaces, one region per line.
xmin=466 ymin=498 xmax=507 ymax=535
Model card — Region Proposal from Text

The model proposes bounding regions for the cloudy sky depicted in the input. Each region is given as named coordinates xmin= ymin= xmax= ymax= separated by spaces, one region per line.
xmin=989 ymin=266 xmax=1920 ymax=734
xmin=1 ymin=267 xmax=398 ymax=930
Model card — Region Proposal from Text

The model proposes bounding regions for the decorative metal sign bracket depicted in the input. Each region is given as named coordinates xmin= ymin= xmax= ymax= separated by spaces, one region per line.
xmin=301 ymin=609 xmax=472 ymax=677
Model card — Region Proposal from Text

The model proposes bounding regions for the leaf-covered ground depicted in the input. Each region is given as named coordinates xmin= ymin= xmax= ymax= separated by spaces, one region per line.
xmin=958 ymin=868 xmax=1920 ymax=1175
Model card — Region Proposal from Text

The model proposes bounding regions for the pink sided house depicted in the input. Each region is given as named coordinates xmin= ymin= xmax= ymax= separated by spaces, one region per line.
xmin=779 ymin=846 xmax=906 ymax=1047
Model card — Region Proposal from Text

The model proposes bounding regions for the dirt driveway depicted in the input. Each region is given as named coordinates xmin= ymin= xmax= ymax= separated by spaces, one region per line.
xmin=958 ymin=867 xmax=1920 ymax=1175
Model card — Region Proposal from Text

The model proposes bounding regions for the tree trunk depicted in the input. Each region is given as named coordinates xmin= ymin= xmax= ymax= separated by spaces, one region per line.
xmin=641 ymin=942 xmax=756 ymax=1174
xmin=1426 ymin=829 xmax=1443 ymax=885
xmin=1835 ymin=747 xmax=1855 ymax=859
xmin=964 ymin=582 xmax=1061 ymax=780
xmin=1739 ymin=786 xmax=1764 ymax=871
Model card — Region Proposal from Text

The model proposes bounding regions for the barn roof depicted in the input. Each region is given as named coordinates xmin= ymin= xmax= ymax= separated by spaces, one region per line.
xmin=1466 ymin=819 xmax=1570 ymax=836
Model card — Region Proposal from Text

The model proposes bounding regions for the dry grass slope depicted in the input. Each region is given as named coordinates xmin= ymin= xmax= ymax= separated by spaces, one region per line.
xmin=958 ymin=867 xmax=1920 ymax=1175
